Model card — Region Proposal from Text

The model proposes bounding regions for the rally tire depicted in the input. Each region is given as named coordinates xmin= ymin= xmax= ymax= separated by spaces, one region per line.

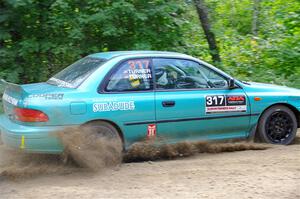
xmin=83 ymin=121 xmax=121 ymax=140
xmin=73 ymin=121 xmax=123 ymax=169
xmin=257 ymin=105 xmax=297 ymax=145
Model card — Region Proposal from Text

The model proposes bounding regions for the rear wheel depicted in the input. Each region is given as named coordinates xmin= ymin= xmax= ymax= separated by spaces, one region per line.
xmin=62 ymin=121 xmax=123 ymax=169
xmin=83 ymin=121 xmax=122 ymax=141
xmin=257 ymin=105 xmax=297 ymax=145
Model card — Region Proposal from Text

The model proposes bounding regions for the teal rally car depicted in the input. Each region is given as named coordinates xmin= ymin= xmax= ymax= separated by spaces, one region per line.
xmin=0 ymin=51 xmax=299 ymax=153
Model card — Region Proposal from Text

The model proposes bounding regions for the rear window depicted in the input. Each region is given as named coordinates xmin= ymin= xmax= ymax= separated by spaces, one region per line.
xmin=47 ymin=57 xmax=106 ymax=88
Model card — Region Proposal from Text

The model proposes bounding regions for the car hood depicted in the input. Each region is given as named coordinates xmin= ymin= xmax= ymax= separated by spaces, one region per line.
xmin=245 ymin=82 xmax=300 ymax=94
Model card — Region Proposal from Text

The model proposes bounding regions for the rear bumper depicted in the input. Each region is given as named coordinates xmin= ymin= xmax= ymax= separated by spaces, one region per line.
xmin=0 ymin=114 xmax=76 ymax=154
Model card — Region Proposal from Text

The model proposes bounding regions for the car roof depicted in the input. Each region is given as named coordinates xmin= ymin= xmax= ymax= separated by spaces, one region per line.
xmin=89 ymin=51 xmax=189 ymax=60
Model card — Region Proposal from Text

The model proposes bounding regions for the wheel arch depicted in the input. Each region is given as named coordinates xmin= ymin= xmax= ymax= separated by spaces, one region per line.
xmin=258 ymin=103 xmax=300 ymax=128
xmin=82 ymin=119 xmax=125 ymax=144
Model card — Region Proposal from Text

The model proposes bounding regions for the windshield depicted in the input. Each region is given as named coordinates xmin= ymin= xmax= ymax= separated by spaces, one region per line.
xmin=47 ymin=57 xmax=106 ymax=88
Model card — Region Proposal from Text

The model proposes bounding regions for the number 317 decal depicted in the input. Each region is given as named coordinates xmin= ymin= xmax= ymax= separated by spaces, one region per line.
xmin=206 ymin=95 xmax=226 ymax=106
xmin=205 ymin=95 xmax=247 ymax=114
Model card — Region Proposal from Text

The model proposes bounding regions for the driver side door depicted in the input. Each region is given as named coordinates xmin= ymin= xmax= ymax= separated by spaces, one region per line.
xmin=153 ymin=58 xmax=251 ymax=143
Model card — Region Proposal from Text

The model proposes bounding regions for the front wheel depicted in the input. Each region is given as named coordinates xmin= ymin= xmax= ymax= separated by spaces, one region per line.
xmin=257 ymin=105 xmax=297 ymax=145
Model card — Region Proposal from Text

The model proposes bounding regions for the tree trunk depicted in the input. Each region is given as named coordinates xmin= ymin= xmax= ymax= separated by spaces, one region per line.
xmin=252 ymin=0 xmax=260 ymax=36
xmin=193 ymin=0 xmax=221 ymax=65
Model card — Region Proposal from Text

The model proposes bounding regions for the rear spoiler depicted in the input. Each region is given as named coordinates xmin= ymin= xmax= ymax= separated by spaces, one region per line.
xmin=0 ymin=79 xmax=27 ymax=95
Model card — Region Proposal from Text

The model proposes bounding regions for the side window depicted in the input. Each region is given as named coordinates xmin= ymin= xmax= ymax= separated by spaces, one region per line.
xmin=200 ymin=66 xmax=229 ymax=88
xmin=153 ymin=58 xmax=228 ymax=90
xmin=106 ymin=59 xmax=153 ymax=92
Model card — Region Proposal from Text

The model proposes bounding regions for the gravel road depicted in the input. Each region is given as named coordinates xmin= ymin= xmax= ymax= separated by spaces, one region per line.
xmin=0 ymin=133 xmax=299 ymax=199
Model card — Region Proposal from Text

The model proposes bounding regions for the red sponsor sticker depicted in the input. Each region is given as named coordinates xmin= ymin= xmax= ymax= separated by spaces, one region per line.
xmin=228 ymin=96 xmax=245 ymax=102
xmin=147 ymin=124 xmax=156 ymax=138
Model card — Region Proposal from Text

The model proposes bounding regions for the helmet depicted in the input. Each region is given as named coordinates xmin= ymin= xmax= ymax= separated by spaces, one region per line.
xmin=155 ymin=68 xmax=168 ymax=86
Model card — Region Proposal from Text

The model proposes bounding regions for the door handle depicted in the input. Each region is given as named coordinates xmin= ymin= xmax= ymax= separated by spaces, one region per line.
xmin=162 ymin=101 xmax=175 ymax=107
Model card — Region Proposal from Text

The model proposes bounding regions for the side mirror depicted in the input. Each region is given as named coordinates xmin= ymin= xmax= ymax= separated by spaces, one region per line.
xmin=228 ymin=78 xmax=236 ymax=89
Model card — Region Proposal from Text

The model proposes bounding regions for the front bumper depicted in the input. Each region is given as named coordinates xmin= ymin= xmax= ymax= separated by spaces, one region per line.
xmin=0 ymin=114 xmax=75 ymax=154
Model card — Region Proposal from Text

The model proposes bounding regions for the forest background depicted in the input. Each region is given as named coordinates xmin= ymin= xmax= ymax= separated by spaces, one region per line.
xmin=0 ymin=0 xmax=299 ymax=89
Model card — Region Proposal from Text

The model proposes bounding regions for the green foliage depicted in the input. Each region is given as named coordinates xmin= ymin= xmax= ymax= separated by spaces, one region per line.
xmin=184 ymin=0 xmax=300 ymax=88
xmin=0 ymin=0 xmax=188 ymax=83
xmin=0 ymin=0 xmax=299 ymax=89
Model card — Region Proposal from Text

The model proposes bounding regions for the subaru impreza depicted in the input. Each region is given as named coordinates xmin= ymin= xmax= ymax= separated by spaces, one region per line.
xmin=0 ymin=51 xmax=299 ymax=153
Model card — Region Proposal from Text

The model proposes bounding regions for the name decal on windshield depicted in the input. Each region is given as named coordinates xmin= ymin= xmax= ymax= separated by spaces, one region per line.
xmin=49 ymin=78 xmax=73 ymax=88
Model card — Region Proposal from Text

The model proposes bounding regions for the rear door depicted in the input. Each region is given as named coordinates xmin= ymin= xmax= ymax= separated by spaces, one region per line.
xmin=153 ymin=58 xmax=251 ymax=143
xmin=99 ymin=58 xmax=155 ymax=146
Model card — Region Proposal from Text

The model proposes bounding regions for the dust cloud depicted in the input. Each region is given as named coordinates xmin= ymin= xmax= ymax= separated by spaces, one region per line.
xmin=0 ymin=151 xmax=77 ymax=180
xmin=0 ymin=126 xmax=123 ymax=180
xmin=124 ymin=139 xmax=270 ymax=162
xmin=57 ymin=126 xmax=123 ymax=171
xmin=0 ymin=127 xmax=270 ymax=180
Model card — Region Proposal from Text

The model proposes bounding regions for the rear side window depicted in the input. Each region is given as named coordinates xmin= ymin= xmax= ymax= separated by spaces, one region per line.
xmin=48 ymin=57 xmax=106 ymax=88
xmin=105 ymin=59 xmax=153 ymax=92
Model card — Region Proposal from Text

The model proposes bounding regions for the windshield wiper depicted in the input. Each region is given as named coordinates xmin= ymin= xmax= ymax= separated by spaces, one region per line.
xmin=241 ymin=80 xmax=251 ymax=85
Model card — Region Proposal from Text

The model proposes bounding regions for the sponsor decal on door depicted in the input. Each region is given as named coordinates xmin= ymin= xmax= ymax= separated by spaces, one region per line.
xmin=205 ymin=95 xmax=247 ymax=114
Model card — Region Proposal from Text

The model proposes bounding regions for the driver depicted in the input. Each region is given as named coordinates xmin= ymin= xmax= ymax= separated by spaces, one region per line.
xmin=156 ymin=67 xmax=179 ymax=89
xmin=156 ymin=68 xmax=168 ymax=87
